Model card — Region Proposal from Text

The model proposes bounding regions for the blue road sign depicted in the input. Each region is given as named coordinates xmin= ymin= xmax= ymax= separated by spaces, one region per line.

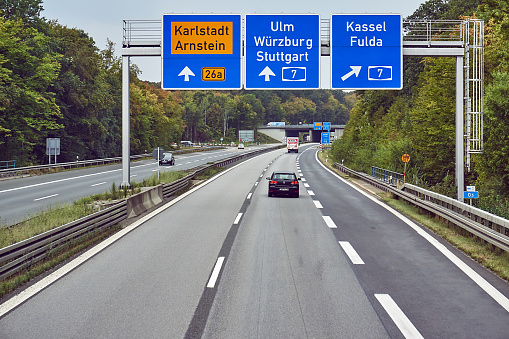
xmin=245 ymin=14 xmax=320 ymax=89
xmin=321 ymin=132 xmax=330 ymax=144
xmin=464 ymin=191 xmax=479 ymax=199
xmin=331 ymin=14 xmax=402 ymax=90
xmin=162 ymin=14 xmax=242 ymax=90
xmin=322 ymin=122 xmax=331 ymax=131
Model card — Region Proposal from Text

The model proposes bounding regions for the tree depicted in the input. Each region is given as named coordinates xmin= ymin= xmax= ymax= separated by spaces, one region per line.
xmin=0 ymin=0 xmax=43 ymax=24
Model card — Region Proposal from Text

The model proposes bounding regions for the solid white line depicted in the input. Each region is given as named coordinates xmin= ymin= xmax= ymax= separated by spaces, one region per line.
xmin=307 ymin=190 xmax=315 ymax=196
xmin=0 ymin=150 xmax=281 ymax=317
xmin=322 ymin=216 xmax=337 ymax=229
xmin=304 ymin=183 xmax=310 ymax=188
xmin=314 ymin=151 xmax=509 ymax=313
xmin=91 ymin=182 xmax=107 ymax=187
xmin=339 ymin=241 xmax=365 ymax=264
xmin=375 ymin=294 xmax=423 ymax=339
xmin=313 ymin=200 xmax=323 ymax=209
xmin=33 ymin=194 xmax=59 ymax=201
xmin=247 ymin=193 xmax=252 ymax=200
xmin=207 ymin=257 xmax=225 ymax=288
xmin=234 ymin=213 xmax=243 ymax=224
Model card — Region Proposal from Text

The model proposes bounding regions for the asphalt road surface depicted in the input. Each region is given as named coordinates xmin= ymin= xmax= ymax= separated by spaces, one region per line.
xmin=1 ymin=144 xmax=508 ymax=338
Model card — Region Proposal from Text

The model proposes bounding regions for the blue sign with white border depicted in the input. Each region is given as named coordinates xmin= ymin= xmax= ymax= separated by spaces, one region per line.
xmin=245 ymin=14 xmax=320 ymax=89
xmin=161 ymin=14 xmax=242 ymax=90
xmin=464 ymin=191 xmax=479 ymax=199
xmin=321 ymin=132 xmax=330 ymax=144
xmin=322 ymin=122 xmax=331 ymax=131
xmin=331 ymin=14 xmax=402 ymax=90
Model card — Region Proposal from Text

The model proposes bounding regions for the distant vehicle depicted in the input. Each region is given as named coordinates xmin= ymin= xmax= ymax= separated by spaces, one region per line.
xmin=181 ymin=141 xmax=193 ymax=147
xmin=238 ymin=143 xmax=244 ymax=149
xmin=159 ymin=152 xmax=175 ymax=166
xmin=266 ymin=171 xmax=300 ymax=198
xmin=286 ymin=137 xmax=299 ymax=153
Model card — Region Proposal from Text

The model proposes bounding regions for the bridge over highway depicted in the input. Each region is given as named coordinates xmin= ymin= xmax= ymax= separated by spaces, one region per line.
xmin=257 ymin=124 xmax=345 ymax=143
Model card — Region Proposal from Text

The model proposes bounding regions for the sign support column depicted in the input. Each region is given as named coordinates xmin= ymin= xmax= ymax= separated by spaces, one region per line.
xmin=122 ymin=55 xmax=131 ymax=188
xmin=456 ymin=56 xmax=464 ymax=202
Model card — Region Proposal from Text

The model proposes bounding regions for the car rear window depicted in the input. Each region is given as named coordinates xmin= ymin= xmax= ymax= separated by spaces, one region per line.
xmin=273 ymin=173 xmax=295 ymax=180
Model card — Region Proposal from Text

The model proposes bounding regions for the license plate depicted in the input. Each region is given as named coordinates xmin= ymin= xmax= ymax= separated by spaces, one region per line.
xmin=279 ymin=188 xmax=289 ymax=191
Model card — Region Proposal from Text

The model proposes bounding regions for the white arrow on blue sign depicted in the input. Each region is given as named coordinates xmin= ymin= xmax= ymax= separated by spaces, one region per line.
xmin=245 ymin=14 xmax=321 ymax=89
xmin=161 ymin=14 xmax=242 ymax=90
xmin=321 ymin=132 xmax=330 ymax=144
xmin=331 ymin=14 xmax=402 ymax=90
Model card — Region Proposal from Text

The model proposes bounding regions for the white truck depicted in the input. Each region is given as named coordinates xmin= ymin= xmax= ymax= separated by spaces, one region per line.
xmin=286 ymin=137 xmax=299 ymax=153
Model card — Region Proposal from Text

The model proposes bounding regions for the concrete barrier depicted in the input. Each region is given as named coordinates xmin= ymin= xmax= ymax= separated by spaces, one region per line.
xmin=126 ymin=185 xmax=163 ymax=218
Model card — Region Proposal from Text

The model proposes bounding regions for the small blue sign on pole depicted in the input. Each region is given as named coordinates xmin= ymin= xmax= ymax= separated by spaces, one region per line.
xmin=464 ymin=191 xmax=479 ymax=199
xmin=161 ymin=14 xmax=242 ymax=90
xmin=331 ymin=14 xmax=402 ymax=90
xmin=321 ymin=132 xmax=330 ymax=144
xmin=245 ymin=14 xmax=320 ymax=89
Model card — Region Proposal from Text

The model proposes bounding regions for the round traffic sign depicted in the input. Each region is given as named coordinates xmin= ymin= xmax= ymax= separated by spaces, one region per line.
xmin=402 ymin=154 xmax=410 ymax=163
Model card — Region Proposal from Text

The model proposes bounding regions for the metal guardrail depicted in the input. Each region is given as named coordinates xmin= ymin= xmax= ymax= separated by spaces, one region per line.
xmin=0 ymin=147 xmax=224 ymax=179
xmin=333 ymin=163 xmax=509 ymax=253
xmin=0 ymin=145 xmax=283 ymax=281
xmin=372 ymin=166 xmax=404 ymax=187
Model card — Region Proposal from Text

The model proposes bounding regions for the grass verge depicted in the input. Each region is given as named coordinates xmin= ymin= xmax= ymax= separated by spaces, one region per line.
xmin=317 ymin=149 xmax=509 ymax=282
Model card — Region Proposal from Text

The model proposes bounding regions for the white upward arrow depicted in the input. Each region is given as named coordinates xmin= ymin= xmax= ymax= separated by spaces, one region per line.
xmin=178 ymin=66 xmax=195 ymax=82
xmin=341 ymin=66 xmax=362 ymax=81
xmin=259 ymin=66 xmax=275 ymax=81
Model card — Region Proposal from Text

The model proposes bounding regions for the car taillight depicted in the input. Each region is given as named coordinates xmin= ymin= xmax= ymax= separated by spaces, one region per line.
xmin=270 ymin=181 xmax=278 ymax=184
xmin=291 ymin=181 xmax=299 ymax=184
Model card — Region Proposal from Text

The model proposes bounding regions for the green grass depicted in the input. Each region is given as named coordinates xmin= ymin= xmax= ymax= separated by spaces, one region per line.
xmin=317 ymin=150 xmax=509 ymax=282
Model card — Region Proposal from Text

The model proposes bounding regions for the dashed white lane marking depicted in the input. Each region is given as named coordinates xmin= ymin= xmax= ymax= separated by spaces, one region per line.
xmin=247 ymin=193 xmax=252 ymax=200
xmin=307 ymin=190 xmax=315 ymax=196
xmin=255 ymin=182 xmax=259 ymax=186
xmin=91 ymin=182 xmax=107 ymax=187
xmin=299 ymin=173 xmax=304 ymax=177
xmin=259 ymin=174 xmax=263 ymax=178
xmin=339 ymin=241 xmax=365 ymax=264
xmin=301 ymin=178 xmax=306 ymax=182
xmin=234 ymin=213 xmax=243 ymax=225
xmin=207 ymin=257 xmax=225 ymax=288
xmin=130 ymin=174 xmax=137 ymax=178
xmin=322 ymin=216 xmax=337 ymax=229
xmin=34 ymin=194 xmax=59 ymax=201
xmin=375 ymin=294 xmax=424 ymax=339
xmin=304 ymin=183 xmax=310 ymax=188
xmin=313 ymin=200 xmax=323 ymax=209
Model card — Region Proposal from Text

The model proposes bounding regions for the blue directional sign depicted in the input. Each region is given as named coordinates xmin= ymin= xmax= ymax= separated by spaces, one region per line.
xmin=322 ymin=122 xmax=331 ymax=131
xmin=464 ymin=191 xmax=479 ymax=199
xmin=321 ymin=132 xmax=330 ymax=144
xmin=162 ymin=14 xmax=241 ymax=90
xmin=245 ymin=14 xmax=320 ymax=89
xmin=331 ymin=14 xmax=402 ymax=90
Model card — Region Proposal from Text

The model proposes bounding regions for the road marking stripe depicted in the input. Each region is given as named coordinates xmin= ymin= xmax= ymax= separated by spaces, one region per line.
xmin=313 ymin=200 xmax=323 ymax=209
xmin=91 ymin=182 xmax=107 ymax=187
xmin=339 ymin=241 xmax=365 ymax=264
xmin=307 ymin=190 xmax=315 ymax=196
xmin=33 ymin=194 xmax=59 ymax=201
xmin=322 ymin=216 xmax=337 ymax=229
xmin=207 ymin=257 xmax=225 ymax=288
xmin=299 ymin=173 xmax=304 ymax=177
xmin=304 ymin=183 xmax=310 ymax=188
xmin=234 ymin=213 xmax=243 ymax=224
xmin=375 ymin=294 xmax=423 ymax=339
xmin=301 ymin=178 xmax=306 ymax=182
xmin=130 ymin=174 xmax=137 ymax=178
xmin=315 ymin=151 xmax=509 ymax=313
xmin=255 ymin=182 xmax=259 ymax=186
xmin=247 ymin=193 xmax=252 ymax=200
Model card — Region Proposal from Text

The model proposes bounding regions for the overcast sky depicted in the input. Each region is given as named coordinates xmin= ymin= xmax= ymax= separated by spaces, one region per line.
xmin=42 ymin=0 xmax=426 ymax=84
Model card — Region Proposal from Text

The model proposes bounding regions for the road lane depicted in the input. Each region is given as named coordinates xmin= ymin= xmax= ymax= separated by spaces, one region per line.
xmin=297 ymin=146 xmax=509 ymax=338
xmin=0 ymin=147 xmax=287 ymax=338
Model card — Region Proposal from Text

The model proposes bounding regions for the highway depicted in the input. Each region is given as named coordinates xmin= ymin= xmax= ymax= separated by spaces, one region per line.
xmin=0 ymin=146 xmax=265 ymax=226
xmin=1 ymin=144 xmax=508 ymax=338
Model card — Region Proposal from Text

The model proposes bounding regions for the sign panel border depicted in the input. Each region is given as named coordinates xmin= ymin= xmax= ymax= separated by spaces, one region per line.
xmin=161 ymin=13 xmax=242 ymax=90
xmin=244 ymin=13 xmax=321 ymax=90
xmin=330 ymin=13 xmax=403 ymax=90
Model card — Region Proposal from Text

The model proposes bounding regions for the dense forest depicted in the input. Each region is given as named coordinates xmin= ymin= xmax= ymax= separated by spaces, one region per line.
xmin=0 ymin=0 xmax=353 ymax=166
xmin=1 ymin=0 xmax=509 ymax=216
xmin=330 ymin=0 xmax=509 ymax=217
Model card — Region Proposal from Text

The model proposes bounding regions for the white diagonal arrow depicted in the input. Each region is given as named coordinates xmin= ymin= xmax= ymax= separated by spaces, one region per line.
xmin=259 ymin=66 xmax=275 ymax=81
xmin=178 ymin=66 xmax=195 ymax=82
xmin=341 ymin=66 xmax=362 ymax=81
